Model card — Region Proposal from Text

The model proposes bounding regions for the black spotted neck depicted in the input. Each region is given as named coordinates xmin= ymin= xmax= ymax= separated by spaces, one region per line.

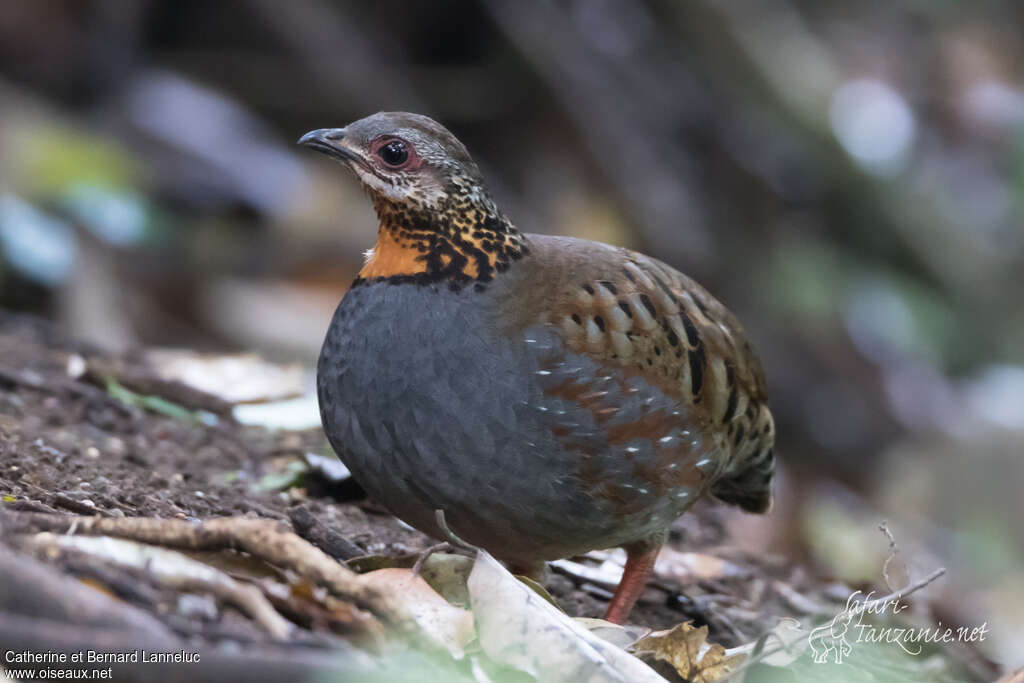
xmin=356 ymin=180 xmax=529 ymax=288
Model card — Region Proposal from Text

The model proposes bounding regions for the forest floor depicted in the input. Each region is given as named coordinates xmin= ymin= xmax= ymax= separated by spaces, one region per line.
xmin=0 ymin=312 xmax=1002 ymax=682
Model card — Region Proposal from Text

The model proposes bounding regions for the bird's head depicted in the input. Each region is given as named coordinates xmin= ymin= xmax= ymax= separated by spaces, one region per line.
xmin=298 ymin=111 xmax=485 ymax=210
xmin=299 ymin=112 xmax=526 ymax=286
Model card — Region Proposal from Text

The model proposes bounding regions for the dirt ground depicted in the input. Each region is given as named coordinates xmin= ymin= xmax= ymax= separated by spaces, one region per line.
xmin=0 ymin=312 xmax=997 ymax=682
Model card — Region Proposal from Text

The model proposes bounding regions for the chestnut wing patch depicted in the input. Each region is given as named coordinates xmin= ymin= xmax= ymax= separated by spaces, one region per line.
xmin=526 ymin=340 xmax=715 ymax=517
xmin=538 ymin=253 xmax=775 ymax=510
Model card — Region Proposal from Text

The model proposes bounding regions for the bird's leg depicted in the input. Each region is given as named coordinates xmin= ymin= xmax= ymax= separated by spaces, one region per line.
xmin=604 ymin=537 xmax=664 ymax=624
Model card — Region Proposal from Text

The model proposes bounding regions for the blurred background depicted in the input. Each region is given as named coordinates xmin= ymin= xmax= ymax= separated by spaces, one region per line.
xmin=0 ymin=0 xmax=1021 ymax=668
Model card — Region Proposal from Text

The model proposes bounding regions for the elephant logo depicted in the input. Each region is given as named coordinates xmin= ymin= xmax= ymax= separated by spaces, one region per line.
xmin=808 ymin=611 xmax=854 ymax=664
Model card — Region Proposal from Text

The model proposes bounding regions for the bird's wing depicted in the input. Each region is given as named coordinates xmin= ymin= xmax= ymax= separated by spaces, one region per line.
xmin=515 ymin=235 xmax=775 ymax=512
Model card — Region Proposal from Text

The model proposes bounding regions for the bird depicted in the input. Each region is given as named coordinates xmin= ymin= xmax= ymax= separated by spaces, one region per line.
xmin=300 ymin=112 xmax=775 ymax=624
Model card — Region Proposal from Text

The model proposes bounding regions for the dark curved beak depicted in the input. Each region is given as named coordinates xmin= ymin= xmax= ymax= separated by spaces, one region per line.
xmin=297 ymin=128 xmax=363 ymax=166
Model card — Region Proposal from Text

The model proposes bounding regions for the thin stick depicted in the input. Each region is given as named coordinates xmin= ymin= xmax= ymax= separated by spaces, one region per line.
xmin=411 ymin=542 xmax=451 ymax=576
xmin=878 ymin=521 xmax=906 ymax=593
xmin=434 ymin=509 xmax=479 ymax=553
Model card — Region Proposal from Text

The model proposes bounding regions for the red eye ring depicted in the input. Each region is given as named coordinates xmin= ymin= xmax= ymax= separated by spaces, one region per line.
xmin=370 ymin=136 xmax=420 ymax=170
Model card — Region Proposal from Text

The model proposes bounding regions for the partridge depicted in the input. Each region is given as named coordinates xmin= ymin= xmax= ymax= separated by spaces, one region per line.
xmin=301 ymin=113 xmax=775 ymax=623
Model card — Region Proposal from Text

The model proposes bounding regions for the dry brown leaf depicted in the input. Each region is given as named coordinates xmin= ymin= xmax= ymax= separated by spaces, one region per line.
xmin=632 ymin=622 xmax=744 ymax=683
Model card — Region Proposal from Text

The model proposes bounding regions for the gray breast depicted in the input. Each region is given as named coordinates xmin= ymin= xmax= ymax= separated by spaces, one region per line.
xmin=317 ymin=282 xmax=708 ymax=561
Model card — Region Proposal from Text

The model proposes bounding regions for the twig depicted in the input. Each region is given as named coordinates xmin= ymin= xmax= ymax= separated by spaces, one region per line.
xmin=51 ymin=493 xmax=104 ymax=517
xmin=411 ymin=542 xmax=451 ymax=576
xmin=434 ymin=509 xmax=479 ymax=554
xmin=289 ymin=506 xmax=364 ymax=561
xmin=878 ymin=522 xmax=906 ymax=593
xmin=853 ymin=567 xmax=946 ymax=617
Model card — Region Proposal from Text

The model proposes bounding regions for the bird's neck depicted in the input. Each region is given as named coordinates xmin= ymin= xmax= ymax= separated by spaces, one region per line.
xmin=357 ymin=191 xmax=529 ymax=287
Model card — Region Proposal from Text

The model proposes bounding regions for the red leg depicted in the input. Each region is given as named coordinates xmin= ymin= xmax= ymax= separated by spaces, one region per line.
xmin=604 ymin=539 xmax=663 ymax=624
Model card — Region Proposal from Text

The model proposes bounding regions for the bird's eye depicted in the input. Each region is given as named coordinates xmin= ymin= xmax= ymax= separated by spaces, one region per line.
xmin=378 ymin=140 xmax=409 ymax=167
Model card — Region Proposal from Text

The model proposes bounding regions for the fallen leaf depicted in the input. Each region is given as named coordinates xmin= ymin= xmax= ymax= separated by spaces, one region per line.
xmin=632 ymin=622 xmax=743 ymax=683
xmin=468 ymin=550 xmax=665 ymax=682
xmin=145 ymin=349 xmax=305 ymax=404
xmin=419 ymin=553 xmax=473 ymax=606
xmin=358 ymin=568 xmax=474 ymax=659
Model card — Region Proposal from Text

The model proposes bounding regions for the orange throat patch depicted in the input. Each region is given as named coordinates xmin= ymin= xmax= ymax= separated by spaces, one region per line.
xmin=356 ymin=202 xmax=528 ymax=285
xmin=359 ymin=229 xmax=426 ymax=280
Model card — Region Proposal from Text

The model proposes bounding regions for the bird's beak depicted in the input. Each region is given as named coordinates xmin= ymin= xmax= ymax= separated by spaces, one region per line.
xmin=297 ymin=128 xmax=364 ymax=167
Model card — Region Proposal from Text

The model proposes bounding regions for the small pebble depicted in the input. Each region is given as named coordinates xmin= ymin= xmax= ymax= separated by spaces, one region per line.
xmin=85 ymin=446 xmax=100 ymax=459
xmin=194 ymin=491 xmax=205 ymax=498
xmin=66 ymin=354 xmax=87 ymax=379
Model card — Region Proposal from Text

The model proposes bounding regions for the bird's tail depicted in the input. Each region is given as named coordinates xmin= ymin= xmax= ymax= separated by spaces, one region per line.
xmin=710 ymin=445 xmax=774 ymax=513
xmin=710 ymin=404 xmax=775 ymax=513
